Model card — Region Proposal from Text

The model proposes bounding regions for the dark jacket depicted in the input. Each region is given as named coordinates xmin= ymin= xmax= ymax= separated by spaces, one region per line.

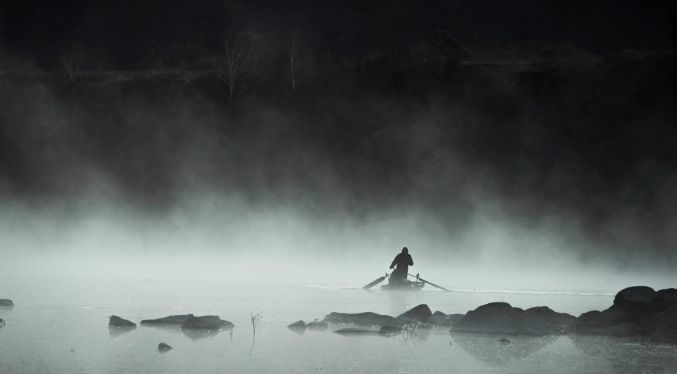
xmin=390 ymin=253 xmax=413 ymax=273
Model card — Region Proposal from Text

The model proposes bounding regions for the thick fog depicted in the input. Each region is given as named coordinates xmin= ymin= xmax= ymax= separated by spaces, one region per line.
xmin=0 ymin=72 xmax=675 ymax=292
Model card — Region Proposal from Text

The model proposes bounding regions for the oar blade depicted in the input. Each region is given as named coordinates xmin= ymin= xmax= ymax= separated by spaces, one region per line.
xmin=363 ymin=276 xmax=386 ymax=289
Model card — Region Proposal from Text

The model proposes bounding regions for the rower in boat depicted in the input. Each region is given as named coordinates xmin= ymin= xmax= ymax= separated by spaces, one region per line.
xmin=389 ymin=247 xmax=413 ymax=285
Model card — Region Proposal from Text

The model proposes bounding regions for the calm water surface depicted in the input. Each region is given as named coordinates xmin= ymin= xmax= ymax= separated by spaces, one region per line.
xmin=1 ymin=278 xmax=676 ymax=373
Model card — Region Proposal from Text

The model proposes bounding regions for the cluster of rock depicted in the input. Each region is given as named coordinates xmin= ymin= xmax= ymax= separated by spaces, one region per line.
xmin=290 ymin=304 xmax=449 ymax=335
xmin=575 ymin=286 xmax=677 ymax=342
xmin=107 ymin=314 xmax=232 ymax=352
xmin=451 ymin=303 xmax=576 ymax=335
xmin=109 ymin=314 xmax=233 ymax=332
xmin=289 ymin=286 xmax=677 ymax=343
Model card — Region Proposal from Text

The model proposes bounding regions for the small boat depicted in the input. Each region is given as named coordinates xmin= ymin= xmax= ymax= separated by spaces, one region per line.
xmin=364 ymin=272 xmax=449 ymax=292
xmin=381 ymin=279 xmax=424 ymax=291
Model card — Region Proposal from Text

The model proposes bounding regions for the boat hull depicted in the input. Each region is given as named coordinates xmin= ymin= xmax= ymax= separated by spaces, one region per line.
xmin=381 ymin=280 xmax=424 ymax=291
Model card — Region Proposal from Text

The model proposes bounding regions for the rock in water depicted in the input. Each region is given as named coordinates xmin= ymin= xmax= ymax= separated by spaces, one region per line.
xmin=0 ymin=299 xmax=14 ymax=307
xmin=181 ymin=316 xmax=233 ymax=330
xmin=613 ymin=286 xmax=665 ymax=318
xmin=0 ymin=318 xmax=4 ymax=328
xmin=397 ymin=304 xmax=433 ymax=323
xmin=109 ymin=315 xmax=137 ymax=328
xmin=288 ymin=320 xmax=306 ymax=331
xmin=429 ymin=311 xmax=464 ymax=327
xmin=323 ymin=312 xmax=401 ymax=327
xmin=307 ymin=320 xmax=328 ymax=331
xmin=574 ymin=286 xmax=677 ymax=341
xmin=141 ymin=314 xmax=194 ymax=326
xmin=657 ymin=289 xmax=677 ymax=311
xmin=158 ymin=343 xmax=172 ymax=353
xmin=523 ymin=307 xmax=577 ymax=333
xmin=452 ymin=302 xmax=575 ymax=336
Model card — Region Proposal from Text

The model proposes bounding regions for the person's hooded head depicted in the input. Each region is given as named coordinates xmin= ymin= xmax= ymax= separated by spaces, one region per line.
xmin=402 ymin=247 xmax=409 ymax=254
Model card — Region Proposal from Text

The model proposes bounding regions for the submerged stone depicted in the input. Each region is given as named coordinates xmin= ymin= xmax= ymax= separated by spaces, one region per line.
xmin=307 ymin=320 xmax=328 ymax=330
xmin=323 ymin=312 xmax=401 ymax=327
xmin=0 ymin=299 xmax=14 ymax=307
xmin=158 ymin=342 xmax=172 ymax=353
xmin=288 ymin=320 xmax=306 ymax=331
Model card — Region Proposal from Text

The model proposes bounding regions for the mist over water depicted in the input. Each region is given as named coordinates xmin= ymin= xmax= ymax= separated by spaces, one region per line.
xmin=0 ymin=77 xmax=675 ymax=292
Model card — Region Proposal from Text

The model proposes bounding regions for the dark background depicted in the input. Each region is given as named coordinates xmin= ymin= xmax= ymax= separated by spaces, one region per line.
xmin=0 ymin=1 xmax=676 ymax=266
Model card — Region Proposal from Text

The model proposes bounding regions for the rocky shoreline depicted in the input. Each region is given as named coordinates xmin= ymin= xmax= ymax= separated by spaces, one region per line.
xmin=289 ymin=286 xmax=677 ymax=343
xmin=3 ymin=286 xmax=677 ymax=344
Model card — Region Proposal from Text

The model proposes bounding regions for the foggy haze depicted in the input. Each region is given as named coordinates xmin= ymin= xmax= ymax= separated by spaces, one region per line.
xmin=0 ymin=74 xmax=674 ymax=291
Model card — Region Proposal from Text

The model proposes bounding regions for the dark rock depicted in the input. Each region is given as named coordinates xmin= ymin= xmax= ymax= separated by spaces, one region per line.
xmin=396 ymin=304 xmax=432 ymax=323
xmin=181 ymin=316 xmax=233 ymax=330
xmin=574 ymin=286 xmax=677 ymax=340
xmin=0 ymin=299 xmax=14 ymax=307
xmin=612 ymin=286 xmax=666 ymax=318
xmin=498 ymin=337 xmax=511 ymax=344
xmin=657 ymin=289 xmax=677 ymax=311
xmin=650 ymin=310 xmax=677 ymax=342
xmin=323 ymin=312 xmax=401 ymax=327
xmin=141 ymin=314 xmax=194 ymax=326
xmin=429 ymin=311 xmax=464 ymax=327
xmin=307 ymin=320 xmax=328 ymax=331
xmin=288 ymin=320 xmax=306 ymax=331
xmin=524 ymin=306 xmax=577 ymax=333
xmin=109 ymin=315 xmax=136 ymax=328
xmin=0 ymin=318 xmax=4 ymax=328
xmin=158 ymin=342 xmax=172 ymax=353
xmin=575 ymin=309 xmax=632 ymax=334
xmin=452 ymin=302 xmax=574 ymax=336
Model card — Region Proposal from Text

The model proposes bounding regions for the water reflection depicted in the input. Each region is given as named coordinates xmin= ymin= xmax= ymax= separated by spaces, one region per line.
xmin=451 ymin=332 xmax=557 ymax=366
xmin=570 ymin=335 xmax=677 ymax=374
xmin=181 ymin=327 xmax=230 ymax=340
xmin=385 ymin=289 xmax=415 ymax=314
xmin=108 ymin=326 xmax=136 ymax=337
xmin=132 ymin=323 xmax=231 ymax=340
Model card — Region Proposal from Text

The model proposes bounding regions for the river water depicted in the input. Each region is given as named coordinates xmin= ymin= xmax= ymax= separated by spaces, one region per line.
xmin=1 ymin=277 xmax=676 ymax=373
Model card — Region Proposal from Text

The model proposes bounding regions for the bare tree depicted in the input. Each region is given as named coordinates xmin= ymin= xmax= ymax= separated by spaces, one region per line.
xmin=60 ymin=43 xmax=86 ymax=83
xmin=214 ymin=39 xmax=252 ymax=102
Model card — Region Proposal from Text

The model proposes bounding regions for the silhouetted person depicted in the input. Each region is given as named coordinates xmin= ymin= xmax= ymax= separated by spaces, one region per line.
xmin=389 ymin=247 xmax=413 ymax=284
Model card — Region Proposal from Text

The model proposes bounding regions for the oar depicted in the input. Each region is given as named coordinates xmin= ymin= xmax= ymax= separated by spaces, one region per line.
xmin=408 ymin=273 xmax=450 ymax=292
xmin=363 ymin=272 xmax=389 ymax=289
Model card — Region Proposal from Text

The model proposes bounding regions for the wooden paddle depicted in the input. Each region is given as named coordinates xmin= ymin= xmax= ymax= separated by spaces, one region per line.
xmin=363 ymin=272 xmax=389 ymax=289
xmin=408 ymin=273 xmax=450 ymax=292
